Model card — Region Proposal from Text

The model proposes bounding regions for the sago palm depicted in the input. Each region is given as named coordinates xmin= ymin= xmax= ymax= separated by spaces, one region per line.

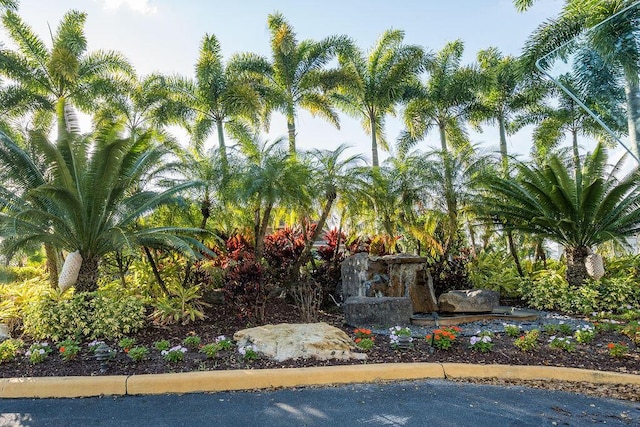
xmin=479 ymin=143 xmax=640 ymax=287
xmin=0 ymin=129 xmax=206 ymax=292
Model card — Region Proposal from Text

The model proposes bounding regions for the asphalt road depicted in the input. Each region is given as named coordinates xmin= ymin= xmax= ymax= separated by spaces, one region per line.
xmin=1 ymin=379 xmax=639 ymax=426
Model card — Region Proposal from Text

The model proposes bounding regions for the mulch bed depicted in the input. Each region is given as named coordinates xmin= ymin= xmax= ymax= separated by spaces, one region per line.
xmin=1 ymin=299 xmax=639 ymax=400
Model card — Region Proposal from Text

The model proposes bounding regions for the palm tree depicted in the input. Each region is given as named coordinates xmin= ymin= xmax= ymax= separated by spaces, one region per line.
xmin=402 ymin=40 xmax=482 ymax=248
xmin=474 ymin=47 xmax=545 ymax=172
xmin=335 ymin=29 xmax=426 ymax=168
xmin=233 ymin=12 xmax=352 ymax=154
xmin=0 ymin=129 xmax=205 ymax=292
xmin=288 ymin=144 xmax=365 ymax=279
xmin=154 ymin=34 xmax=261 ymax=172
xmin=235 ymin=134 xmax=310 ymax=259
xmin=514 ymin=76 xmax=616 ymax=169
xmin=479 ymin=144 xmax=640 ymax=287
xmin=92 ymin=73 xmax=173 ymax=140
xmin=518 ymin=0 xmax=640 ymax=158
xmin=0 ymin=9 xmax=133 ymax=136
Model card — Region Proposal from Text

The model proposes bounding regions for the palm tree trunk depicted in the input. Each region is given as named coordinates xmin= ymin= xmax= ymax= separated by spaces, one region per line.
xmin=439 ymin=123 xmax=458 ymax=251
xmin=289 ymin=193 xmax=336 ymax=282
xmin=498 ymin=114 xmax=524 ymax=276
xmin=370 ymin=115 xmax=379 ymax=168
xmin=571 ymin=128 xmax=581 ymax=171
xmin=565 ymin=245 xmax=589 ymax=288
xmin=143 ymin=246 xmax=170 ymax=296
xmin=287 ymin=115 xmax=296 ymax=155
xmin=498 ymin=115 xmax=508 ymax=174
xmin=74 ymin=255 xmax=100 ymax=293
xmin=507 ymin=231 xmax=524 ymax=277
xmin=255 ymin=203 xmax=273 ymax=260
xmin=624 ymin=76 xmax=640 ymax=160
xmin=216 ymin=118 xmax=229 ymax=174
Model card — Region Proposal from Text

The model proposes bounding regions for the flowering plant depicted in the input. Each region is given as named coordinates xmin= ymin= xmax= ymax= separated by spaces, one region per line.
xmin=57 ymin=338 xmax=80 ymax=361
xmin=503 ymin=324 xmax=520 ymax=338
xmin=389 ymin=326 xmax=413 ymax=349
xmin=215 ymin=335 xmax=234 ymax=351
xmin=25 ymin=342 xmax=51 ymax=364
xmin=574 ymin=324 xmax=596 ymax=344
xmin=425 ymin=326 xmax=461 ymax=350
xmin=607 ymin=342 xmax=628 ymax=357
xmin=548 ymin=336 xmax=575 ymax=352
xmin=469 ymin=331 xmax=494 ymax=353
xmin=238 ymin=344 xmax=258 ymax=361
xmin=153 ymin=340 xmax=171 ymax=351
xmin=514 ymin=329 xmax=539 ymax=352
xmin=127 ymin=346 xmax=149 ymax=362
xmin=353 ymin=328 xmax=375 ymax=351
xmin=161 ymin=345 xmax=187 ymax=362
xmin=118 ymin=337 xmax=135 ymax=353
xmin=182 ymin=335 xmax=201 ymax=349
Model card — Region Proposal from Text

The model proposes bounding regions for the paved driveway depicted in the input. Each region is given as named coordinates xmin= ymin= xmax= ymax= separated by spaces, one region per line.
xmin=2 ymin=379 xmax=639 ymax=426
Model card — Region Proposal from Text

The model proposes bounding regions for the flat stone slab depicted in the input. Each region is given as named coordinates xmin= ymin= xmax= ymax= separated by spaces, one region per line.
xmin=233 ymin=323 xmax=366 ymax=362
xmin=343 ymin=296 xmax=412 ymax=327
xmin=411 ymin=307 xmax=539 ymax=326
xmin=438 ymin=289 xmax=500 ymax=313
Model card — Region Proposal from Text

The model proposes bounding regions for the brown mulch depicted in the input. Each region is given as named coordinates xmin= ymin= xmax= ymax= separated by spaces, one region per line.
xmin=1 ymin=299 xmax=639 ymax=401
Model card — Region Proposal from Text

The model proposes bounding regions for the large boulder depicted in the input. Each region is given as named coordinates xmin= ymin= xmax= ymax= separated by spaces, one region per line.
xmin=233 ymin=323 xmax=366 ymax=362
xmin=340 ymin=253 xmax=438 ymax=313
xmin=438 ymin=289 xmax=500 ymax=313
xmin=343 ymin=296 xmax=412 ymax=327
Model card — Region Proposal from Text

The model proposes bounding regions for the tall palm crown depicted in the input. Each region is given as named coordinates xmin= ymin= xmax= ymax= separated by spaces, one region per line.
xmin=402 ymin=40 xmax=481 ymax=154
xmin=93 ymin=73 xmax=172 ymax=140
xmin=234 ymin=12 xmax=352 ymax=154
xmin=0 ymin=129 xmax=204 ymax=292
xmin=519 ymin=0 xmax=640 ymax=158
xmin=401 ymin=40 xmax=481 ymax=249
xmin=479 ymin=144 xmax=640 ymax=287
xmin=473 ymin=47 xmax=545 ymax=172
xmin=155 ymin=34 xmax=261 ymax=171
xmin=335 ymin=29 xmax=426 ymax=168
xmin=0 ymin=10 xmax=133 ymax=136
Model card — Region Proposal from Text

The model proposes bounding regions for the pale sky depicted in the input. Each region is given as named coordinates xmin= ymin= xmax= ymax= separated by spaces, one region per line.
xmin=6 ymin=0 xmax=578 ymax=162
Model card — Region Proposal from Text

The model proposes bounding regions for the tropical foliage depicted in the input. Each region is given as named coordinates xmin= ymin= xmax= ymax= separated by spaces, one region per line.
xmin=0 ymin=3 xmax=639 ymax=343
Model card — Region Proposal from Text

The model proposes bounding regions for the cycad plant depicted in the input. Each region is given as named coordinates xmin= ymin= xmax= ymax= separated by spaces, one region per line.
xmin=0 ymin=129 xmax=205 ymax=292
xmin=479 ymin=144 xmax=640 ymax=287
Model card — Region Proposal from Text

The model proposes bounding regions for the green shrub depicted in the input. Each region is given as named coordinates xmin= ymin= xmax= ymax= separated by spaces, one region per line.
xmin=153 ymin=340 xmax=171 ymax=351
xmin=127 ymin=346 xmax=149 ymax=362
xmin=0 ymin=338 xmax=23 ymax=363
xmin=519 ymin=269 xmax=640 ymax=314
xmin=22 ymin=291 xmax=146 ymax=341
xmin=0 ymin=266 xmax=45 ymax=284
xmin=467 ymin=252 xmax=523 ymax=298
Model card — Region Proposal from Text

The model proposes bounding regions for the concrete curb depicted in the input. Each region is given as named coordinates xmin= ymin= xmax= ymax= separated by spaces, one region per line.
xmin=1 ymin=363 xmax=639 ymax=398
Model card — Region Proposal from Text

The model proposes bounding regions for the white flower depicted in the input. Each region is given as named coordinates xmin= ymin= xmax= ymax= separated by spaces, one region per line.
xmin=238 ymin=346 xmax=246 ymax=356
xmin=38 ymin=349 xmax=45 ymax=355
xmin=215 ymin=335 xmax=226 ymax=343
xmin=161 ymin=350 xmax=168 ymax=356
xmin=470 ymin=336 xmax=479 ymax=345
xmin=481 ymin=336 xmax=492 ymax=343
xmin=25 ymin=350 xmax=31 ymax=357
